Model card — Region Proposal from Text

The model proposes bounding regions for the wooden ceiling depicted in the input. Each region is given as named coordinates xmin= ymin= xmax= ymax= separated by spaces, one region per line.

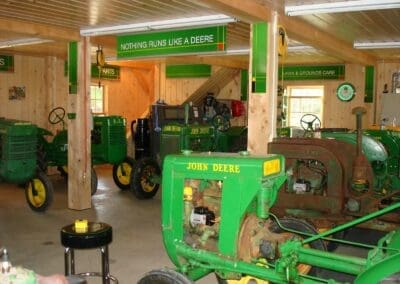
xmin=0 ymin=0 xmax=399 ymax=66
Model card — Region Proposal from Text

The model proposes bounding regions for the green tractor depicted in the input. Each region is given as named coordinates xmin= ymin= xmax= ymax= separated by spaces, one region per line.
xmin=269 ymin=108 xmax=400 ymax=246
xmin=130 ymin=103 xmax=247 ymax=199
xmin=37 ymin=107 xmax=134 ymax=195
xmin=0 ymin=117 xmax=53 ymax=212
xmin=138 ymin=152 xmax=400 ymax=283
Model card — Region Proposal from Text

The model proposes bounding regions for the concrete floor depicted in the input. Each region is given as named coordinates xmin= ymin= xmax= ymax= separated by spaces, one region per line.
xmin=0 ymin=165 xmax=188 ymax=283
xmin=0 ymin=165 xmax=385 ymax=283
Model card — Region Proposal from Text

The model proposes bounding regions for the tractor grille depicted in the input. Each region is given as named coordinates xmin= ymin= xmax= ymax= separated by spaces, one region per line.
xmin=109 ymin=126 xmax=126 ymax=145
xmin=1 ymin=135 xmax=36 ymax=160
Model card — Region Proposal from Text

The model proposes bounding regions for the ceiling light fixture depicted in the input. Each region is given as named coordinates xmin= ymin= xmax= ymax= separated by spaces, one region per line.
xmin=354 ymin=41 xmax=400 ymax=49
xmin=285 ymin=0 xmax=400 ymax=16
xmin=0 ymin=37 xmax=53 ymax=49
xmin=225 ymin=48 xmax=249 ymax=55
xmin=287 ymin=45 xmax=317 ymax=51
xmin=80 ymin=14 xmax=236 ymax=36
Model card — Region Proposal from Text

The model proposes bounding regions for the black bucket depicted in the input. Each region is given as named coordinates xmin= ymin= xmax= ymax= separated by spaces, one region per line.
xmin=132 ymin=118 xmax=150 ymax=160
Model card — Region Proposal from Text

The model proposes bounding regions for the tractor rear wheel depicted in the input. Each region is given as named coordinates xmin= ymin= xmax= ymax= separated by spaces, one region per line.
xmin=130 ymin=157 xmax=161 ymax=199
xmin=138 ymin=268 xmax=194 ymax=284
xmin=112 ymin=156 xmax=135 ymax=190
xmin=91 ymin=167 xmax=98 ymax=195
xmin=25 ymin=171 xmax=54 ymax=212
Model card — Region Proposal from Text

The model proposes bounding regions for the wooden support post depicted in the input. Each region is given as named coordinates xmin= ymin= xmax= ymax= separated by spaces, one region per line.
xmin=247 ymin=11 xmax=278 ymax=155
xmin=67 ymin=38 xmax=92 ymax=210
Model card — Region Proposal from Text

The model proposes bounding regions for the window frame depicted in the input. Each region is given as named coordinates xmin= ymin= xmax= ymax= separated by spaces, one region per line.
xmin=285 ymin=85 xmax=324 ymax=128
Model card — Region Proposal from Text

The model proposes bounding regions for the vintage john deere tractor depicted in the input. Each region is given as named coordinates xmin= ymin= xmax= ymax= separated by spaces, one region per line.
xmin=37 ymin=107 xmax=134 ymax=194
xmin=0 ymin=117 xmax=53 ymax=212
xmin=130 ymin=102 xmax=247 ymax=199
xmin=269 ymin=107 xmax=400 ymax=241
xmin=138 ymin=151 xmax=400 ymax=283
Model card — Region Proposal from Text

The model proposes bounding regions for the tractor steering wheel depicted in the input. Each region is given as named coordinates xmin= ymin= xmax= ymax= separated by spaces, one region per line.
xmin=300 ymin=114 xmax=321 ymax=132
xmin=48 ymin=107 xmax=66 ymax=125
xmin=212 ymin=114 xmax=230 ymax=132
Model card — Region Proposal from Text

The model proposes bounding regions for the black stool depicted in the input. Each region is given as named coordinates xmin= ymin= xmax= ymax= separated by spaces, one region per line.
xmin=61 ymin=221 xmax=118 ymax=284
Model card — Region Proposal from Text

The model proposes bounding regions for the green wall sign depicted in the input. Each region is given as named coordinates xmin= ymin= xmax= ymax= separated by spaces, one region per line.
xmin=91 ymin=64 xmax=120 ymax=80
xmin=0 ymin=55 xmax=14 ymax=72
xmin=278 ymin=65 xmax=345 ymax=81
xmin=166 ymin=64 xmax=211 ymax=78
xmin=117 ymin=26 xmax=226 ymax=59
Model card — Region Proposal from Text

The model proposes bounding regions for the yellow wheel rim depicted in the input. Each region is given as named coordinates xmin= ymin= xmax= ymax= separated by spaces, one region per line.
xmin=117 ymin=162 xmax=132 ymax=186
xmin=141 ymin=166 xmax=156 ymax=193
xmin=27 ymin=178 xmax=46 ymax=208
xmin=227 ymin=276 xmax=268 ymax=284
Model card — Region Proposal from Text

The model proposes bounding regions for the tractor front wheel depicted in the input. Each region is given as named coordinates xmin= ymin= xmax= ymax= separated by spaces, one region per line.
xmin=130 ymin=157 xmax=161 ymax=199
xmin=112 ymin=156 xmax=135 ymax=190
xmin=25 ymin=171 xmax=54 ymax=212
xmin=138 ymin=268 xmax=194 ymax=284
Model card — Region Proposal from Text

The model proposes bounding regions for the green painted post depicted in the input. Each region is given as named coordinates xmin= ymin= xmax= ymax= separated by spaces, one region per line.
xmin=252 ymin=23 xmax=268 ymax=93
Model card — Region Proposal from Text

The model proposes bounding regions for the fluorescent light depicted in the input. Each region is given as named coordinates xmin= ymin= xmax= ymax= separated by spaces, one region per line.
xmin=80 ymin=14 xmax=236 ymax=36
xmin=354 ymin=41 xmax=400 ymax=49
xmin=225 ymin=48 xmax=249 ymax=55
xmin=285 ymin=0 xmax=400 ymax=16
xmin=287 ymin=45 xmax=316 ymax=52
xmin=0 ymin=37 xmax=53 ymax=49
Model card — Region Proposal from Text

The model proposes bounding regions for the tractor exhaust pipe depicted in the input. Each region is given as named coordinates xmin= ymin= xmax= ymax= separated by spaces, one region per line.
xmin=351 ymin=107 xmax=369 ymax=193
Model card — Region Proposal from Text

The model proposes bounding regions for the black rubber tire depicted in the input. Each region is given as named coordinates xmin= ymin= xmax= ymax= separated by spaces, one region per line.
xmin=130 ymin=157 xmax=161 ymax=199
xmin=269 ymin=217 xmax=327 ymax=276
xmin=57 ymin=166 xmax=68 ymax=179
xmin=25 ymin=171 xmax=54 ymax=212
xmin=112 ymin=156 xmax=135 ymax=190
xmin=91 ymin=167 xmax=98 ymax=195
xmin=138 ymin=268 xmax=194 ymax=284
xmin=326 ymin=229 xmax=348 ymax=252
xmin=37 ymin=144 xmax=48 ymax=173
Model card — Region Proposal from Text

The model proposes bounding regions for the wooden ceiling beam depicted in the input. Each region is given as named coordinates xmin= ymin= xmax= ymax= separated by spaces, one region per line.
xmin=0 ymin=18 xmax=80 ymax=42
xmin=200 ymin=0 xmax=377 ymax=65
xmin=166 ymin=55 xmax=248 ymax=69
xmin=279 ymin=16 xmax=377 ymax=66
xmin=196 ymin=0 xmax=270 ymax=22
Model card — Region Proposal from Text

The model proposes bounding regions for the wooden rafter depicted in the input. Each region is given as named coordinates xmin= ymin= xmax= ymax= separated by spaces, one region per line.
xmin=199 ymin=0 xmax=377 ymax=65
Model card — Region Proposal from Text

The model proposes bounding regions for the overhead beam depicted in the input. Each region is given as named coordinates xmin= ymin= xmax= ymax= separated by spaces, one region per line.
xmin=199 ymin=0 xmax=377 ymax=65
xmin=166 ymin=55 xmax=248 ymax=69
xmin=279 ymin=16 xmax=376 ymax=65
xmin=0 ymin=18 xmax=80 ymax=42
xmin=197 ymin=0 xmax=270 ymax=22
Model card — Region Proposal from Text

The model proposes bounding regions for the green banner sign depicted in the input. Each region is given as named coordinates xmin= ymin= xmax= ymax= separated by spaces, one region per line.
xmin=0 ymin=55 xmax=14 ymax=72
xmin=91 ymin=64 xmax=120 ymax=80
xmin=117 ymin=26 xmax=226 ymax=59
xmin=166 ymin=64 xmax=211 ymax=78
xmin=278 ymin=65 xmax=345 ymax=81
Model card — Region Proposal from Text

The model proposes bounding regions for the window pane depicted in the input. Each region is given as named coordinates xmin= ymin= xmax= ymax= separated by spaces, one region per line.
xmin=286 ymin=86 xmax=323 ymax=128
xmin=90 ymin=85 xmax=104 ymax=113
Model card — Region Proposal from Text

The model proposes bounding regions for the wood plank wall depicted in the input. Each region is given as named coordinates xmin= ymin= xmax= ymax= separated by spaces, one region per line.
xmin=375 ymin=62 xmax=400 ymax=124
xmin=281 ymin=63 xmax=373 ymax=130
xmin=0 ymin=55 xmax=154 ymax=140
xmin=0 ymin=55 xmax=68 ymax=134
xmin=1 ymin=56 xmax=399 ymax=139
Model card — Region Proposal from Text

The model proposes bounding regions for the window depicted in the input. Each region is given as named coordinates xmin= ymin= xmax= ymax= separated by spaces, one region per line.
xmin=286 ymin=86 xmax=324 ymax=128
xmin=90 ymin=85 xmax=105 ymax=114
